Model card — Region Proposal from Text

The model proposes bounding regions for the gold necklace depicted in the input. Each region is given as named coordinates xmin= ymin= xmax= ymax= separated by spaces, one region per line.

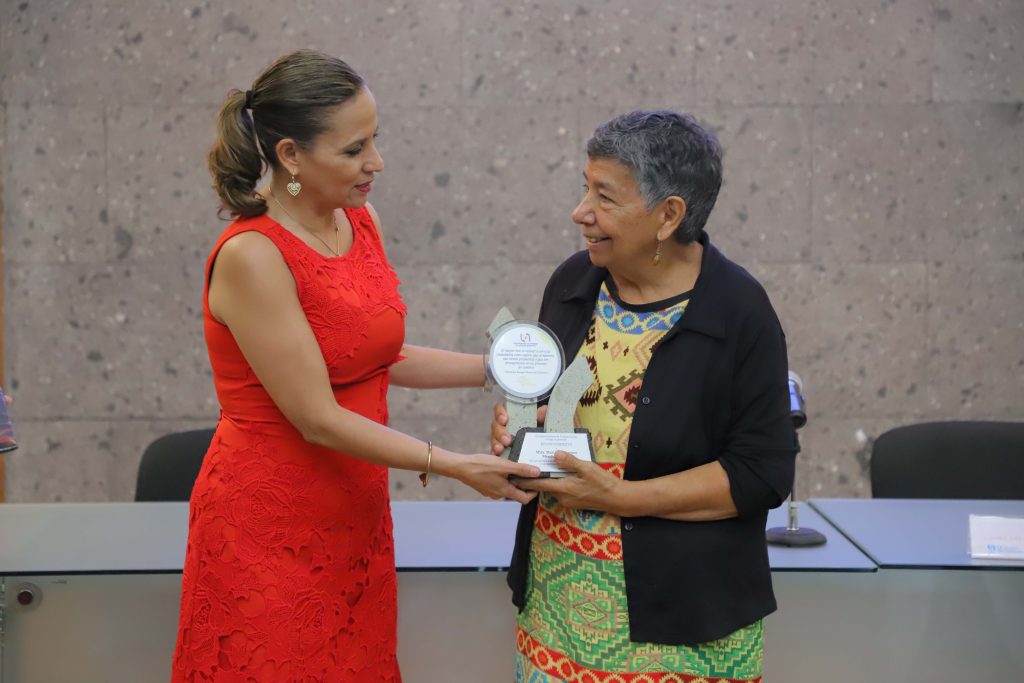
xmin=268 ymin=190 xmax=341 ymax=257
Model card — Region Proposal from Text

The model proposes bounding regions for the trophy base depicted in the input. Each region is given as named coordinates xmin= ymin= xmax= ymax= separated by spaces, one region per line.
xmin=766 ymin=526 xmax=827 ymax=547
xmin=509 ymin=427 xmax=594 ymax=478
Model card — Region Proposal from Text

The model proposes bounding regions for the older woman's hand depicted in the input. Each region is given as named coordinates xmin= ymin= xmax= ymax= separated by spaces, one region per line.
xmin=514 ymin=450 xmax=626 ymax=513
xmin=490 ymin=402 xmax=547 ymax=456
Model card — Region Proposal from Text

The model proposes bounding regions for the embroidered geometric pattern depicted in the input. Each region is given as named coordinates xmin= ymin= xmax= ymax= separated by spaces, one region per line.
xmin=517 ymin=282 xmax=763 ymax=681
xmin=598 ymin=462 xmax=625 ymax=478
xmin=631 ymin=328 xmax=673 ymax=369
xmin=516 ymin=627 xmax=763 ymax=683
xmin=576 ymin=285 xmax=690 ymax=463
xmin=536 ymin=506 xmax=623 ymax=560
xmin=597 ymin=288 xmax=685 ymax=334
xmin=516 ymin=529 xmax=764 ymax=680
xmin=604 ymin=369 xmax=645 ymax=423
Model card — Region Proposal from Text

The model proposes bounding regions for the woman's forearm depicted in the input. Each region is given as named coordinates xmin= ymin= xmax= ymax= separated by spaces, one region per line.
xmin=300 ymin=402 xmax=464 ymax=476
xmin=614 ymin=461 xmax=739 ymax=522
xmin=389 ymin=345 xmax=486 ymax=389
xmin=298 ymin=403 xmax=541 ymax=503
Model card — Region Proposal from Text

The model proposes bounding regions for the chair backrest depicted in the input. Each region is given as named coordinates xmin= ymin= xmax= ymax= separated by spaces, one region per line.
xmin=871 ymin=421 xmax=1024 ymax=499
xmin=134 ymin=428 xmax=215 ymax=502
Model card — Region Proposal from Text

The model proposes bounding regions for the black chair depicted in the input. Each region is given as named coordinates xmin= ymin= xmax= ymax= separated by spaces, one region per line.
xmin=870 ymin=421 xmax=1024 ymax=499
xmin=134 ymin=428 xmax=216 ymax=501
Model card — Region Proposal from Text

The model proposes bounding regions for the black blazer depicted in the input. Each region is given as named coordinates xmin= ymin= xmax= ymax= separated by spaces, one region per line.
xmin=507 ymin=231 xmax=798 ymax=645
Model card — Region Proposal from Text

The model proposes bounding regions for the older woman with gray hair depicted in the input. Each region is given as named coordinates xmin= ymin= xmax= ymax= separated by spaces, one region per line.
xmin=491 ymin=111 xmax=797 ymax=681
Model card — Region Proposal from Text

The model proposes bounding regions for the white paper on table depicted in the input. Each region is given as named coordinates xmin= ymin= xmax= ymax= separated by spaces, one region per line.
xmin=968 ymin=514 xmax=1024 ymax=560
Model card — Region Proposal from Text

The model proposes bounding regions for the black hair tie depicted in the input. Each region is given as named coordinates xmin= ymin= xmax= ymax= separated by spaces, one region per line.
xmin=244 ymin=89 xmax=254 ymax=110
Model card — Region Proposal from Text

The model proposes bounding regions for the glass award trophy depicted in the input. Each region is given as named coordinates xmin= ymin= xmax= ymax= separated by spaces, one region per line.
xmin=486 ymin=308 xmax=595 ymax=477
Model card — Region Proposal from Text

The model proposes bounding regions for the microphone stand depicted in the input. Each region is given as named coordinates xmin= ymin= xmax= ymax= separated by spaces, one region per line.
xmin=766 ymin=372 xmax=827 ymax=547
xmin=766 ymin=485 xmax=827 ymax=547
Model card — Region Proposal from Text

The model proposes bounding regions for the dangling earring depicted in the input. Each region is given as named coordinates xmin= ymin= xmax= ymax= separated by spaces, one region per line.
xmin=286 ymin=174 xmax=302 ymax=197
xmin=652 ymin=241 xmax=662 ymax=266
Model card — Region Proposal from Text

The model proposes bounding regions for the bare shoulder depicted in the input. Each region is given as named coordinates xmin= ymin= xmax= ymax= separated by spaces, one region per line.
xmin=209 ymin=230 xmax=296 ymax=323
xmin=215 ymin=230 xmax=289 ymax=280
xmin=365 ymin=201 xmax=384 ymax=237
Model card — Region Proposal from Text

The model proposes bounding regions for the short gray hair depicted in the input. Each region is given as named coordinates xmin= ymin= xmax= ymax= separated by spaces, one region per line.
xmin=586 ymin=111 xmax=723 ymax=244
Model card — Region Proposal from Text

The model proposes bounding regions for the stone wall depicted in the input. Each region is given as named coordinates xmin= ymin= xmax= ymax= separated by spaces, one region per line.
xmin=2 ymin=0 xmax=1022 ymax=501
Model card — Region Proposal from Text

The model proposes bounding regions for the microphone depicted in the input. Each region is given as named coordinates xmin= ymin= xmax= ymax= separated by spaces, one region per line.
xmin=766 ymin=370 xmax=827 ymax=547
xmin=788 ymin=371 xmax=806 ymax=429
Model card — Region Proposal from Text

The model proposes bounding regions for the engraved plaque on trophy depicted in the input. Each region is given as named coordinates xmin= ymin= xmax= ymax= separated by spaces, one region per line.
xmin=486 ymin=308 xmax=595 ymax=478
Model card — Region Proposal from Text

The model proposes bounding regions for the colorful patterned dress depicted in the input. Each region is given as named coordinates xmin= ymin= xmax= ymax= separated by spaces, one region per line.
xmin=515 ymin=280 xmax=764 ymax=683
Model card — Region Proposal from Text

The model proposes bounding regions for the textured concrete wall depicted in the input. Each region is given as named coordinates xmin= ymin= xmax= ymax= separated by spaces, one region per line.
xmin=1 ymin=1 xmax=1021 ymax=502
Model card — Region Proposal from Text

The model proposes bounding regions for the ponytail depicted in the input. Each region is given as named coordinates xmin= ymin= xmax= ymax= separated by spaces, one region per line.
xmin=208 ymin=51 xmax=365 ymax=220
xmin=208 ymin=89 xmax=267 ymax=219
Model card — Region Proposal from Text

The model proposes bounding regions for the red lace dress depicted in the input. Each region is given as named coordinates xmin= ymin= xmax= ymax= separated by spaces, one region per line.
xmin=172 ymin=206 xmax=407 ymax=683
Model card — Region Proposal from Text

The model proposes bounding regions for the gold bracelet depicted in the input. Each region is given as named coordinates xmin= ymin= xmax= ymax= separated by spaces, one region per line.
xmin=419 ymin=440 xmax=433 ymax=487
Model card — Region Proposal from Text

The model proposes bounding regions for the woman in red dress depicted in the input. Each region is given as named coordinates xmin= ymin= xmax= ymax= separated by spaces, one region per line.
xmin=171 ymin=50 xmax=538 ymax=683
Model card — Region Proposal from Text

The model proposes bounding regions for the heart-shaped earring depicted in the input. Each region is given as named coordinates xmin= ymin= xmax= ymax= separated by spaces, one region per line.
xmin=286 ymin=174 xmax=301 ymax=197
